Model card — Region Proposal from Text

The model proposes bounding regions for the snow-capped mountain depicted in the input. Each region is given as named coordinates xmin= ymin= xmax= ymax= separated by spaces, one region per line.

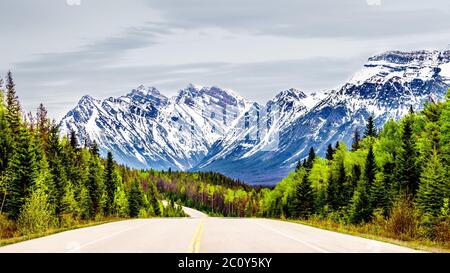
xmin=61 ymin=84 xmax=253 ymax=170
xmin=61 ymin=50 xmax=450 ymax=185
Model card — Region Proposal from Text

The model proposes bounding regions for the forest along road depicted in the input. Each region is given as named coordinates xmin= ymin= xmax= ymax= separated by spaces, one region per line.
xmin=0 ymin=206 xmax=419 ymax=253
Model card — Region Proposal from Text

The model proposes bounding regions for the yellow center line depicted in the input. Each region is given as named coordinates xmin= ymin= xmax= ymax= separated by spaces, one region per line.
xmin=195 ymin=220 xmax=205 ymax=253
xmin=188 ymin=219 xmax=205 ymax=253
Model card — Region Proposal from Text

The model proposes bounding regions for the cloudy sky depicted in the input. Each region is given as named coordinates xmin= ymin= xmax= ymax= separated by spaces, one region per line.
xmin=1 ymin=0 xmax=450 ymax=119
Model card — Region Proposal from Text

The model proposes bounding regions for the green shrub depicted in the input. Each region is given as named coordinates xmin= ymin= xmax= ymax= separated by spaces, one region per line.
xmin=17 ymin=188 xmax=56 ymax=235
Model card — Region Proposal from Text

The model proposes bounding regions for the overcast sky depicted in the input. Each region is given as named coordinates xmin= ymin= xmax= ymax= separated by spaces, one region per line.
xmin=1 ymin=0 xmax=450 ymax=119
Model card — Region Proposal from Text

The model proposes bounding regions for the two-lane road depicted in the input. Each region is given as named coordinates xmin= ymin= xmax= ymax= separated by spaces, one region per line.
xmin=0 ymin=207 xmax=419 ymax=253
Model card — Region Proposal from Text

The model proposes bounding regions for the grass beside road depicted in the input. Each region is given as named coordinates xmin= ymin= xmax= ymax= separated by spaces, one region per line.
xmin=284 ymin=218 xmax=450 ymax=253
xmin=0 ymin=218 xmax=126 ymax=247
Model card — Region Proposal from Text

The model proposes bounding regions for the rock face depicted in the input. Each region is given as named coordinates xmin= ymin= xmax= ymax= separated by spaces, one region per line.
xmin=61 ymin=50 xmax=450 ymax=184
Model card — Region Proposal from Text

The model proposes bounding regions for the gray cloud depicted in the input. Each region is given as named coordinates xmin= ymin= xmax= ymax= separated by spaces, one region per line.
xmin=145 ymin=0 xmax=450 ymax=38
xmin=15 ymin=56 xmax=365 ymax=119
xmin=1 ymin=0 xmax=450 ymax=120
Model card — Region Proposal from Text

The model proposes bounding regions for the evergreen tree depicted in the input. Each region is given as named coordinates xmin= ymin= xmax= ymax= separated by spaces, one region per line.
xmin=364 ymin=114 xmax=377 ymax=138
xmin=5 ymin=126 xmax=38 ymax=219
xmin=47 ymin=122 xmax=67 ymax=216
xmin=351 ymin=129 xmax=361 ymax=151
xmin=0 ymin=89 xmax=12 ymax=174
xmin=396 ymin=116 xmax=419 ymax=195
xmin=327 ymin=145 xmax=347 ymax=210
xmin=36 ymin=103 xmax=49 ymax=152
xmin=416 ymin=150 xmax=449 ymax=216
xmin=325 ymin=144 xmax=335 ymax=161
xmin=90 ymin=140 xmax=99 ymax=156
xmin=349 ymin=180 xmax=372 ymax=224
xmin=103 ymin=151 xmax=117 ymax=216
xmin=148 ymin=182 xmax=161 ymax=216
xmin=304 ymin=147 xmax=316 ymax=170
xmin=370 ymin=176 xmax=388 ymax=213
xmin=295 ymin=159 xmax=302 ymax=171
xmin=79 ymin=185 xmax=93 ymax=219
xmin=128 ymin=179 xmax=143 ymax=218
xmin=5 ymin=71 xmax=21 ymax=136
xmin=291 ymin=174 xmax=314 ymax=219
xmin=69 ymin=130 xmax=78 ymax=150
xmin=365 ymin=145 xmax=377 ymax=188
xmin=87 ymin=153 xmax=103 ymax=217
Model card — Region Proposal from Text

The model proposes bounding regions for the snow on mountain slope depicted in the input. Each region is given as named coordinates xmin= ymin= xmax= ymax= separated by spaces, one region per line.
xmin=193 ymin=50 xmax=450 ymax=184
xmin=60 ymin=84 xmax=253 ymax=170
xmin=195 ymin=88 xmax=314 ymax=169
xmin=61 ymin=50 xmax=450 ymax=185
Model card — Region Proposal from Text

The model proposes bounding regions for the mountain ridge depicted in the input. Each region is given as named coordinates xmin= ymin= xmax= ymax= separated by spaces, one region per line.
xmin=60 ymin=50 xmax=450 ymax=184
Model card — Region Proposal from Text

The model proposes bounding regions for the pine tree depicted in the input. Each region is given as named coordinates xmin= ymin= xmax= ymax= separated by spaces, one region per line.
xmin=47 ymin=122 xmax=67 ymax=216
xmin=103 ymin=151 xmax=117 ymax=216
xmin=396 ymin=116 xmax=419 ymax=195
xmin=364 ymin=114 xmax=376 ymax=138
xmin=5 ymin=71 xmax=21 ymax=136
xmin=292 ymin=173 xmax=314 ymax=219
xmin=36 ymin=103 xmax=49 ymax=152
xmin=90 ymin=140 xmax=99 ymax=156
xmin=351 ymin=129 xmax=361 ymax=151
xmin=370 ymin=176 xmax=388 ymax=213
xmin=87 ymin=153 xmax=103 ymax=217
xmin=128 ymin=179 xmax=143 ymax=218
xmin=295 ymin=159 xmax=302 ymax=171
xmin=325 ymin=144 xmax=335 ymax=161
xmin=79 ymin=185 xmax=93 ymax=220
xmin=327 ymin=145 xmax=347 ymax=210
xmin=0 ymin=89 xmax=12 ymax=174
xmin=416 ymin=150 xmax=449 ymax=216
xmin=365 ymin=145 xmax=377 ymax=188
xmin=5 ymin=126 xmax=38 ymax=220
xmin=304 ymin=147 xmax=316 ymax=170
xmin=349 ymin=180 xmax=372 ymax=224
xmin=69 ymin=130 xmax=78 ymax=149
xmin=147 ymin=182 xmax=160 ymax=216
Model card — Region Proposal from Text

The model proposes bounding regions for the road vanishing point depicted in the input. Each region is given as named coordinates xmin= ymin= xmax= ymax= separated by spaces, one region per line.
xmin=0 ymin=206 xmax=419 ymax=253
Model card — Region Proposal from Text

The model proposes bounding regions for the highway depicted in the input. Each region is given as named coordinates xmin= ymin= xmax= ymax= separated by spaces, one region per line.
xmin=0 ymin=206 xmax=419 ymax=253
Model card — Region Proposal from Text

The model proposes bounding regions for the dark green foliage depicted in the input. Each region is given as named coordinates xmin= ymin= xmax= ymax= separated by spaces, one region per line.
xmin=304 ymin=147 xmax=316 ymax=170
xmin=87 ymin=154 xmax=103 ymax=216
xmin=90 ymin=140 xmax=99 ymax=157
xmin=351 ymin=129 xmax=361 ymax=151
xmin=364 ymin=114 xmax=377 ymax=138
xmin=47 ymin=122 xmax=67 ymax=215
xmin=104 ymin=151 xmax=117 ymax=216
xmin=416 ymin=151 xmax=449 ymax=216
xmin=291 ymin=173 xmax=314 ymax=219
xmin=128 ymin=179 xmax=144 ymax=218
xmin=396 ymin=116 xmax=419 ymax=195
xmin=327 ymin=163 xmax=346 ymax=210
xmin=364 ymin=145 xmax=377 ymax=188
xmin=5 ymin=126 xmax=38 ymax=220
xmin=147 ymin=182 xmax=160 ymax=216
xmin=349 ymin=180 xmax=372 ymax=224
xmin=325 ymin=144 xmax=334 ymax=161
xmin=69 ymin=130 xmax=78 ymax=149
xmin=5 ymin=71 xmax=21 ymax=135
xmin=0 ymin=90 xmax=12 ymax=175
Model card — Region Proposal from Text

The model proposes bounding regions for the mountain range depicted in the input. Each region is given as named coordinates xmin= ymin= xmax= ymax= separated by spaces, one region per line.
xmin=60 ymin=50 xmax=450 ymax=184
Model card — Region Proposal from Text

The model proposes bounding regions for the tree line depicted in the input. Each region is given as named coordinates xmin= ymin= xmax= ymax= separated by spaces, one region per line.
xmin=152 ymin=170 xmax=265 ymax=217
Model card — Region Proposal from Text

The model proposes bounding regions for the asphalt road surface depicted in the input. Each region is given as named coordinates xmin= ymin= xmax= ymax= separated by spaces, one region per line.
xmin=0 ymin=206 xmax=419 ymax=253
